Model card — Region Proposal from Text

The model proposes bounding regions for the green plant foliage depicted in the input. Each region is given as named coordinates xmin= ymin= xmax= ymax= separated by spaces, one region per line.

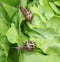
xmin=0 ymin=0 xmax=60 ymax=62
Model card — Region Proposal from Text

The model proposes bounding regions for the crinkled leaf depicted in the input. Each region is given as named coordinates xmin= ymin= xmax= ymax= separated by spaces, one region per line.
xmin=54 ymin=1 xmax=60 ymax=7
xmin=0 ymin=46 xmax=7 ymax=62
xmin=6 ymin=23 xmax=20 ymax=43
xmin=8 ymin=45 xmax=19 ymax=62
xmin=0 ymin=0 xmax=20 ymax=7
xmin=0 ymin=35 xmax=10 ymax=52
xmin=20 ymin=0 xmax=28 ymax=8
xmin=0 ymin=6 xmax=9 ymax=35
xmin=0 ymin=0 xmax=60 ymax=62
xmin=39 ymin=0 xmax=54 ymax=20
xmin=22 ymin=23 xmax=60 ymax=55
xmin=49 ymin=2 xmax=60 ymax=15
xmin=46 ymin=16 xmax=60 ymax=35
xmin=2 ymin=3 xmax=18 ymax=18
xmin=0 ymin=18 xmax=9 ymax=35
xmin=20 ymin=51 xmax=60 ymax=62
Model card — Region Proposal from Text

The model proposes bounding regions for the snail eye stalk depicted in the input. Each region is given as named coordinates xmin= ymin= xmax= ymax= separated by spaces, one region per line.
xmin=20 ymin=6 xmax=33 ymax=22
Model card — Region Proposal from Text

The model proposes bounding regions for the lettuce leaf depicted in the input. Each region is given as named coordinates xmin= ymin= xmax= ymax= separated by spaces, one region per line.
xmin=0 ymin=0 xmax=60 ymax=62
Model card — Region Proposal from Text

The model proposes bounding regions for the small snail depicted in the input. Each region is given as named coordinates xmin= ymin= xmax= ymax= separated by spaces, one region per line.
xmin=12 ymin=41 xmax=36 ymax=52
xmin=20 ymin=6 xmax=33 ymax=22
xmin=24 ymin=41 xmax=36 ymax=51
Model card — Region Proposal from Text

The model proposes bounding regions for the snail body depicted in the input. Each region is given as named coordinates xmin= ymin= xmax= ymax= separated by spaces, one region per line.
xmin=12 ymin=41 xmax=36 ymax=52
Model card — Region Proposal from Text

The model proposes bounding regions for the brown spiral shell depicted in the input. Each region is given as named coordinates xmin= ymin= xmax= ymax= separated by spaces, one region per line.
xmin=20 ymin=6 xmax=33 ymax=22
xmin=24 ymin=41 xmax=36 ymax=51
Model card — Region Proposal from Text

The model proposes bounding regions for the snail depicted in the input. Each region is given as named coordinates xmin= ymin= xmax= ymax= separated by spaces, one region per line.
xmin=20 ymin=6 xmax=33 ymax=22
xmin=12 ymin=41 xmax=36 ymax=52
xmin=24 ymin=41 xmax=36 ymax=51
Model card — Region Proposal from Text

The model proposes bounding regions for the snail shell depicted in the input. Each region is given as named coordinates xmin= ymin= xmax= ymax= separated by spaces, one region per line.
xmin=24 ymin=41 xmax=36 ymax=51
xmin=20 ymin=6 xmax=33 ymax=22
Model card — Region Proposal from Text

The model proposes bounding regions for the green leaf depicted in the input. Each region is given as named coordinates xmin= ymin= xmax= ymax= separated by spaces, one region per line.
xmin=11 ymin=10 xmax=19 ymax=31
xmin=30 ymin=5 xmax=47 ymax=23
xmin=20 ymin=51 xmax=60 ymax=62
xmin=49 ymin=2 xmax=60 ymax=15
xmin=22 ymin=23 xmax=60 ymax=55
xmin=54 ymin=1 xmax=60 ymax=7
xmin=0 ymin=8 xmax=9 ymax=35
xmin=20 ymin=0 xmax=28 ymax=8
xmin=0 ymin=35 xmax=10 ymax=52
xmin=0 ymin=0 xmax=60 ymax=62
xmin=0 ymin=0 xmax=20 ymax=7
xmin=8 ymin=46 xmax=19 ymax=62
xmin=0 ymin=46 xmax=7 ymax=62
xmin=39 ymin=0 xmax=54 ymax=20
xmin=32 ymin=15 xmax=46 ymax=29
xmin=2 ymin=3 xmax=18 ymax=18
xmin=46 ymin=16 xmax=60 ymax=35
xmin=6 ymin=23 xmax=20 ymax=43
